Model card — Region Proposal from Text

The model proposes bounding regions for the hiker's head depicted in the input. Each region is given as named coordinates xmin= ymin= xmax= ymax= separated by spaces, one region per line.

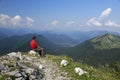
xmin=32 ymin=36 xmax=36 ymax=39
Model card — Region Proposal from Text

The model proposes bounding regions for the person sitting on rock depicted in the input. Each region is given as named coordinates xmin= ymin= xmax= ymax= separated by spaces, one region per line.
xmin=30 ymin=36 xmax=44 ymax=57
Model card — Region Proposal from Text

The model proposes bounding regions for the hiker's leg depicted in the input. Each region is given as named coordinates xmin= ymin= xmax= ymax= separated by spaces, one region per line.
xmin=37 ymin=47 xmax=44 ymax=57
xmin=36 ymin=50 xmax=41 ymax=56
xmin=41 ymin=48 xmax=44 ymax=56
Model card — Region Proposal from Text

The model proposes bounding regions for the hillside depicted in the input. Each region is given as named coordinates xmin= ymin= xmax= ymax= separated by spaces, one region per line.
xmin=0 ymin=34 xmax=61 ymax=54
xmin=64 ymin=33 xmax=120 ymax=67
xmin=0 ymin=52 xmax=119 ymax=80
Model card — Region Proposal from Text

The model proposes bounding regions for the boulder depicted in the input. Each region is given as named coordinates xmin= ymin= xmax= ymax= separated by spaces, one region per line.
xmin=29 ymin=50 xmax=37 ymax=56
xmin=60 ymin=59 xmax=68 ymax=66
xmin=74 ymin=67 xmax=87 ymax=76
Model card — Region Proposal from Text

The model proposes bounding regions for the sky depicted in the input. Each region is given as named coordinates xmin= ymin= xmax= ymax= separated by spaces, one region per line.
xmin=0 ymin=0 xmax=120 ymax=32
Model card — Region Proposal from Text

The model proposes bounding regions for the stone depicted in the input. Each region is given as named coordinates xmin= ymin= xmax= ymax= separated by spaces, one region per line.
xmin=15 ymin=77 xmax=24 ymax=80
xmin=60 ymin=59 xmax=68 ymax=66
xmin=25 ymin=68 xmax=35 ymax=74
xmin=74 ymin=67 xmax=87 ymax=76
xmin=29 ymin=50 xmax=37 ymax=56
xmin=39 ymin=64 xmax=44 ymax=70
xmin=17 ymin=62 xmax=28 ymax=69
xmin=15 ymin=73 xmax=22 ymax=77
xmin=7 ymin=52 xmax=23 ymax=60
xmin=6 ymin=70 xmax=19 ymax=76
xmin=29 ymin=75 xmax=36 ymax=79
xmin=0 ymin=63 xmax=4 ymax=70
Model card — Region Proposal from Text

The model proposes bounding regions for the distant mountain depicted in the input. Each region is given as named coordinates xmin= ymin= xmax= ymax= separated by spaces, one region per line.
xmin=42 ymin=33 xmax=78 ymax=47
xmin=0 ymin=34 xmax=61 ymax=54
xmin=65 ymin=31 xmax=109 ymax=44
xmin=91 ymin=33 xmax=120 ymax=49
xmin=65 ymin=33 xmax=120 ymax=67
xmin=0 ymin=27 xmax=33 ymax=36
xmin=0 ymin=32 xmax=8 ymax=40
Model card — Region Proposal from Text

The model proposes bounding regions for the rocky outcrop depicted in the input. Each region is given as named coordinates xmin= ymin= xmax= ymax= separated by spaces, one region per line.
xmin=0 ymin=52 xmax=43 ymax=80
xmin=0 ymin=52 xmax=70 ymax=80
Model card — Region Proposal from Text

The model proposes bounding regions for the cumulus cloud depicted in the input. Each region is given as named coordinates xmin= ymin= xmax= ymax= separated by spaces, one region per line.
xmin=11 ymin=15 xmax=21 ymax=26
xmin=86 ymin=8 xmax=120 ymax=27
xmin=99 ymin=8 xmax=112 ymax=20
xmin=0 ymin=14 xmax=11 ymax=26
xmin=105 ymin=20 xmax=120 ymax=27
xmin=0 ymin=14 xmax=34 ymax=27
xmin=87 ymin=17 xmax=102 ymax=26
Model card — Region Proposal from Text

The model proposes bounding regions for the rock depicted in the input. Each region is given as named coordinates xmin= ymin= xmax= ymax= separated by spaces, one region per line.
xmin=17 ymin=62 xmax=28 ymax=69
xmin=15 ymin=77 xmax=24 ymax=80
xmin=15 ymin=73 xmax=22 ymax=77
xmin=0 ymin=64 xmax=4 ymax=70
xmin=74 ymin=67 xmax=87 ymax=76
xmin=17 ymin=51 xmax=23 ymax=60
xmin=7 ymin=52 xmax=23 ymax=60
xmin=6 ymin=70 xmax=19 ymax=76
xmin=25 ymin=68 xmax=35 ymax=74
xmin=29 ymin=75 xmax=36 ymax=79
xmin=29 ymin=50 xmax=37 ymax=56
xmin=39 ymin=64 xmax=44 ymax=70
xmin=60 ymin=59 xmax=68 ymax=66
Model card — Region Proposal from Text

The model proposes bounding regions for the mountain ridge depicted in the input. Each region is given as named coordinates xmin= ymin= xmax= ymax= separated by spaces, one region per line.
xmin=64 ymin=33 xmax=120 ymax=67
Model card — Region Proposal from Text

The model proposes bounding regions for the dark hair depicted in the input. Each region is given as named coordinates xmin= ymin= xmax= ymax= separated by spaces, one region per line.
xmin=32 ymin=36 xmax=36 ymax=39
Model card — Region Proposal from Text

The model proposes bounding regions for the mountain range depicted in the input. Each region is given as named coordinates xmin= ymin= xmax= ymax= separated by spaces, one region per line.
xmin=0 ymin=34 xmax=61 ymax=54
xmin=42 ymin=32 xmax=78 ymax=47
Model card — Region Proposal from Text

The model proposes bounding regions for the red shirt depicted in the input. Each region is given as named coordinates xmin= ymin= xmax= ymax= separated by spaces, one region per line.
xmin=30 ymin=39 xmax=39 ymax=49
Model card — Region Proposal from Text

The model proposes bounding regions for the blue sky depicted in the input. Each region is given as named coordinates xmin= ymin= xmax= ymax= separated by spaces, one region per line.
xmin=0 ymin=0 xmax=120 ymax=32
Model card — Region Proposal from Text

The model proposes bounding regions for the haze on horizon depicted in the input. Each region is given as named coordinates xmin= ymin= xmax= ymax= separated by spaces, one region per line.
xmin=0 ymin=0 xmax=120 ymax=33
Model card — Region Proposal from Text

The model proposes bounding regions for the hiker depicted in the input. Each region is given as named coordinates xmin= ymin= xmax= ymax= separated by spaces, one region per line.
xmin=30 ymin=36 xmax=44 ymax=57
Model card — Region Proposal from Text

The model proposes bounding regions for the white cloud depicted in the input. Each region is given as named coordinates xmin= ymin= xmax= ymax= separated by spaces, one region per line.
xmin=99 ymin=8 xmax=111 ymax=20
xmin=11 ymin=15 xmax=21 ymax=26
xmin=0 ymin=14 xmax=34 ymax=27
xmin=105 ymin=20 xmax=120 ymax=27
xmin=0 ymin=14 xmax=11 ymax=26
xmin=26 ymin=17 xmax=34 ymax=26
xmin=50 ymin=20 xmax=59 ymax=26
xmin=87 ymin=17 xmax=102 ymax=26
xmin=66 ymin=21 xmax=76 ymax=27
xmin=43 ymin=20 xmax=59 ymax=29
xmin=86 ymin=8 xmax=120 ymax=28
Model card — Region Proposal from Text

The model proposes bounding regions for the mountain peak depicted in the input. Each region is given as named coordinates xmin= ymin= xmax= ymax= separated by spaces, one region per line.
xmin=91 ymin=33 xmax=120 ymax=49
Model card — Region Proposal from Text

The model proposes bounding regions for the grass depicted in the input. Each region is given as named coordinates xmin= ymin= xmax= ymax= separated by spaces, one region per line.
xmin=46 ymin=54 xmax=119 ymax=80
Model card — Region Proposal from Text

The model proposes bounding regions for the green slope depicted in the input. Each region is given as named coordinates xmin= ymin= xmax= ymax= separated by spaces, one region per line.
xmin=65 ymin=33 xmax=120 ymax=67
